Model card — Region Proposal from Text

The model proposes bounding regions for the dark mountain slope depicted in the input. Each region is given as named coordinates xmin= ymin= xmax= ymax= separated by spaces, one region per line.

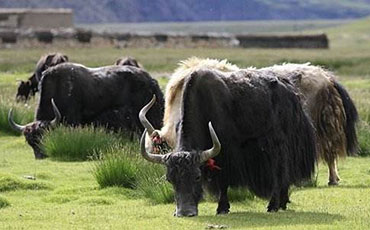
xmin=1 ymin=0 xmax=370 ymax=23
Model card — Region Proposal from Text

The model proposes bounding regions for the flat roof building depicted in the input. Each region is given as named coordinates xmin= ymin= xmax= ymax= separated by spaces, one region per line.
xmin=0 ymin=8 xmax=73 ymax=29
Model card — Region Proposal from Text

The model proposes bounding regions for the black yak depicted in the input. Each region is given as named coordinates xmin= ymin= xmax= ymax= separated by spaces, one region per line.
xmin=9 ymin=63 xmax=164 ymax=159
xmin=139 ymin=65 xmax=317 ymax=216
xmin=143 ymin=58 xmax=358 ymax=186
xmin=16 ymin=53 xmax=68 ymax=102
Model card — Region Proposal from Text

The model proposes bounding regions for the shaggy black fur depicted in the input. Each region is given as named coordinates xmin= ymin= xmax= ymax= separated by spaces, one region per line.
xmin=333 ymin=81 xmax=359 ymax=155
xmin=21 ymin=63 xmax=164 ymax=159
xmin=166 ymin=69 xmax=317 ymax=216
xmin=16 ymin=53 xmax=68 ymax=102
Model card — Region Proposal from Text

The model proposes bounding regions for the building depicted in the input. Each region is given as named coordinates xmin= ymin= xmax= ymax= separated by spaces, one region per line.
xmin=0 ymin=8 xmax=73 ymax=29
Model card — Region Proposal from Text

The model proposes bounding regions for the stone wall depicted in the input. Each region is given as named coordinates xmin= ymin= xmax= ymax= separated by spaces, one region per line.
xmin=0 ymin=28 xmax=329 ymax=49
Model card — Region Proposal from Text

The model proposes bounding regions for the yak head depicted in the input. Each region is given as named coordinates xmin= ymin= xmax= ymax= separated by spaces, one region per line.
xmin=140 ymin=122 xmax=221 ymax=217
xmin=16 ymin=53 xmax=68 ymax=102
xmin=115 ymin=56 xmax=140 ymax=68
xmin=8 ymin=99 xmax=61 ymax=159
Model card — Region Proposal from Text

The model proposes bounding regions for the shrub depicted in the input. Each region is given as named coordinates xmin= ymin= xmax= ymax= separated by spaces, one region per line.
xmin=41 ymin=125 xmax=122 ymax=161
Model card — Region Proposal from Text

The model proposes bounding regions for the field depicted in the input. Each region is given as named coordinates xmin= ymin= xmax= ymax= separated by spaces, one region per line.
xmin=1 ymin=19 xmax=370 ymax=229
xmin=81 ymin=19 xmax=354 ymax=34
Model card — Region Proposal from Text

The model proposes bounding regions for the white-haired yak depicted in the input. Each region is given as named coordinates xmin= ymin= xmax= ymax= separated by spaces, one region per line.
xmin=141 ymin=57 xmax=358 ymax=187
xmin=9 ymin=63 xmax=164 ymax=159
xmin=139 ymin=58 xmax=318 ymax=217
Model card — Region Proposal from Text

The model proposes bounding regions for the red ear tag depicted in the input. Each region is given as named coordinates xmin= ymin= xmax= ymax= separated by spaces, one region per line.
xmin=206 ymin=158 xmax=221 ymax=171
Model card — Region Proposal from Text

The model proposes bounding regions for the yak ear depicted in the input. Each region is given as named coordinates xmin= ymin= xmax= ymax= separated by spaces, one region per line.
xmin=44 ymin=54 xmax=56 ymax=67
xmin=115 ymin=58 xmax=122 ymax=65
xmin=62 ymin=55 xmax=69 ymax=62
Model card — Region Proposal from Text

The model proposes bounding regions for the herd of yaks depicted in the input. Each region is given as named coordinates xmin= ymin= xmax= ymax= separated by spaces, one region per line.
xmin=8 ymin=53 xmax=358 ymax=217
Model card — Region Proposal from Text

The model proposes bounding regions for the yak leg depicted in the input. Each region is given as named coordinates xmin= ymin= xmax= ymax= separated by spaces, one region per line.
xmin=279 ymin=186 xmax=290 ymax=210
xmin=328 ymin=158 xmax=340 ymax=186
xmin=267 ymin=186 xmax=281 ymax=212
xmin=216 ymin=185 xmax=230 ymax=215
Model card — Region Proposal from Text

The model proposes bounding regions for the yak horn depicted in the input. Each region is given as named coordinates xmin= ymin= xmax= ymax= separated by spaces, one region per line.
xmin=139 ymin=94 xmax=156 ymax=135
xmin=140 ymin=129 xmax=166 ymax=164
xmin=200 ymin=122 xmax=221 ymax=163
xmin=50 ymin=98 xmax=61 ymax=127
xmin=8 ymin=109 xmax=26 ymax=133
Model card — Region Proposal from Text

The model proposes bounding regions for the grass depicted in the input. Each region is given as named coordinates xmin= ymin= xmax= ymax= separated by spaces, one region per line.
xmin=136 ymin=163 xmax=174 ymax=204
xmin=41 ymin=126 xmax=122 ymax=161
xmin=0 ymin=173 xmax=51 ymax=192
xmin=0 ymin=18 xmax=370 ymax=229
xmin=0 ymin=73 xmax=35 ymax=136
xmin=0 ymin=196 xmax=10 ymax=209
xmin=81 ymin=19 xmax=354 ymax=34
xmin=93 ymin=145 xmax=140 ymax=189
xmin=93 ymin=142 xmax=174 ymax=203
xmin=357 ymin=121 xmax=370 ymax=156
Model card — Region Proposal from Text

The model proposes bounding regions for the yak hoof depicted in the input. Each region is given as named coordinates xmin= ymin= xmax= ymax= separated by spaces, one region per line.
xmin=328 ymin=181 xmax=339 ymax=186
xmin=279 ymin=204 xmax=287 ymax=211
xmin=216 ymin=210 xmax=229 ymax=215
xmin=267 ymin=208 xmax=279 ymax=213
xmin=34 ymin=153 xmax=47 ymax=160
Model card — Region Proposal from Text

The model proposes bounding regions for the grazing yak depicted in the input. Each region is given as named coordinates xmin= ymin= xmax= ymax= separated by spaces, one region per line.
xmin=142 ymin=57 xmax=358 ymax=186
xmin=139 ymin=60 xmax=317 ymax=216
xmin=9 ymin=63 xmax=164 ymax=159
xmin=16 ymin=53 xmax=68 ymax=102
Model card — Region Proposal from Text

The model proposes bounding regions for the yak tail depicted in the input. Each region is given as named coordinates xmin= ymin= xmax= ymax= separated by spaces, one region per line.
xmin=333 ymin=81 xmax=359 ymax=155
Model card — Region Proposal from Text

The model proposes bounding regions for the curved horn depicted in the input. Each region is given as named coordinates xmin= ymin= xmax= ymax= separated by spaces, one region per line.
xmin=200 ymin=122 xmax=221 ymax=163
xmin=8 ymin=109 xmax=26 ymax=133
xmin=50 ymin=98 xmax=61 ymax=127
xmin=139 ymin=94 xmax=156 ymax=135
xmin=140 ymin=129 xmax=166 ymax=164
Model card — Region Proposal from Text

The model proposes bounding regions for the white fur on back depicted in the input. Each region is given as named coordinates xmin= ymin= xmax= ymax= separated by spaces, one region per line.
xmin=161 ymin=57 xmax=239 ymax=147
xmin=260 ymin=63 xmax=333 ymax=111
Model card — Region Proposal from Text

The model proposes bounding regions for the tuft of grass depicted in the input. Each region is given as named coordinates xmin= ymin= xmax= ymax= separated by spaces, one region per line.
xmin=0 ymin=196 xmax=10 ymax=209
xmin=93 ymin=145 xmax=140 ymax=189
xmin=0 ymin=173 xmax=51 ymax=192
xmin=41 ymin=125 xmax=122 ymax=161
xmin=0 ymin=101 xmax=34 ymax=136
xmin=136 ymin=163 xmax=174 ymax=204
xmin=358 ymin=121 xmax=370 ymax=156
xmin=92 ymin=140 xmax=174 ymax=204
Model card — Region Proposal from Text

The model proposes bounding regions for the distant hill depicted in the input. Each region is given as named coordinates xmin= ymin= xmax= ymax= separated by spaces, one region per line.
xmin=1 ymin=0 xmax=370 ymax=23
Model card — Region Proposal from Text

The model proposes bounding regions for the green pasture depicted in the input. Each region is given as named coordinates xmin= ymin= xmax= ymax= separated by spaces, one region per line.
xmin=1 ymin=18 xmax=370 ymax=229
